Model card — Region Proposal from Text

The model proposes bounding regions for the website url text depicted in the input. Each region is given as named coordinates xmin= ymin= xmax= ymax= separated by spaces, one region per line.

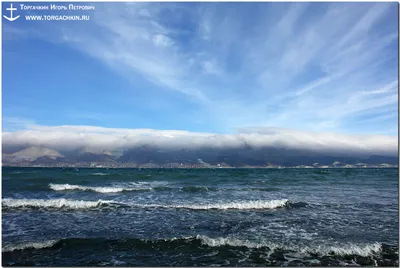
xmin=25 ymin=15 xmax=90 ymax=21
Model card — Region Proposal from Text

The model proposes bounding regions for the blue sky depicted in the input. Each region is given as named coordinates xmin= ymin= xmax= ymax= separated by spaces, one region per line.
xmin=3 ymin=2 xmax=399 ymax=136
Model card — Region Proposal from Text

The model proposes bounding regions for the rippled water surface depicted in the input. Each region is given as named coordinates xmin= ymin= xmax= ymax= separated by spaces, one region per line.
xmin=2 ymin=167 xmax=399 ymax=266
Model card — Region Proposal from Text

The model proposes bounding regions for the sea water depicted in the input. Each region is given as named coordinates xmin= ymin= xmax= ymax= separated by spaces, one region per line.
xmin=2 ymin=167 xmax=398 ymax=266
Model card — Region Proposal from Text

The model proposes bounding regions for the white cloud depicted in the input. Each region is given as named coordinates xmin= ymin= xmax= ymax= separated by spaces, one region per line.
xmin=2 ymin=124 xmax=398 ymax=157
xmin=333 ymin=3 xmax=391 ymax=51
xmin=152 ymin=34 xmax=173 ymax=47
xmin=356 ymin=80 xmax=398 ymax=96
xmin=56 ymin=3 xmax=208 ymax=102
xmin=201 ymin=60 xmax=222 ymax=75
xmin=139 ymin=8 xmax=150 ymax=17
xmin=200 ymin=21 xmax=211 ymax=40
xmin=6 ymin=3 xmax=398 ymax=135
xmin=296 ymin=73 xmax=343 ymax=96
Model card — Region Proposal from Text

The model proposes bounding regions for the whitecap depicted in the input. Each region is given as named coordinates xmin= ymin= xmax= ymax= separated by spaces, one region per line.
xmin=49 ymin=183 xmax=149 ymax=193
xmin=2 ymin=198 xmax=117 ymax=209
xmin=196 ymin=235 xmax=265 ymax=248
xmin=2 ymin=240 xmax=58 ymax=252
xmin=3 ymin=198 xmax=289 ymax=211
xmin=196 ymin=235 xmax=382 ymax=257
xmin=138 ymin=199 xmax=289 ymax=210
xmin=303 ymin=243 xmax=383 ymax=257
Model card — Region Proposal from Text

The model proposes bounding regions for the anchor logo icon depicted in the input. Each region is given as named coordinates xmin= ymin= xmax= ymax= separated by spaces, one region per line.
xmin=3 ymin=3 xmax=20 ymax=21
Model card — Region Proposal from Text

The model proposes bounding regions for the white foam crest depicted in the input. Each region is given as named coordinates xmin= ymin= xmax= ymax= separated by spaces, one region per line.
xmin=129 ymin=181 xmax=169 ymax=187
xmin=197 ymin=235 xmax=265 ymax=248
xmin=91 ymin=173 xmax=108 ymax=176
xmin=196 ymin=235 xmax=382 ymax=257
xmin=49 ymin=183 xmax=148 ymax=193
xmin=302 ymin=243 xmax=383 ymax=257
xmin=2 ymin=198 xmax=116 ymax=209
xmin=141 ymin=199 xmax=289 ymax=210
xmin=3 ymin=197 xmax=289 ymax=211
xmin=2 ymin=240 xmax=58 ymax=252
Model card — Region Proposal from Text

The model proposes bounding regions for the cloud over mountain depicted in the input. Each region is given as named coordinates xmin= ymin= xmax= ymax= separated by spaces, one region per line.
xmin=2 ymin=125 xmax=398 ymax=167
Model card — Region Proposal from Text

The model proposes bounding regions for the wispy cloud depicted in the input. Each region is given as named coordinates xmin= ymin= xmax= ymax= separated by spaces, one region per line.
xmin=4 ymin=2 xmax=398 ymax=135
xmin=356 ymin=80 xmax=398 ymax=96
xmin=201 ymin=60 xmax=223 ymax=75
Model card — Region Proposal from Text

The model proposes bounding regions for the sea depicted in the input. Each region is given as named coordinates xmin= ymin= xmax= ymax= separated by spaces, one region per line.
xmin=2 ymin=167 xmax=399 ymax=266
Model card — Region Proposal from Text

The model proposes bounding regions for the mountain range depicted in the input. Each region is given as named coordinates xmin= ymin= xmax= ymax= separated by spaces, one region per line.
xmin=2 ymin=146 xmax=398 ymax=168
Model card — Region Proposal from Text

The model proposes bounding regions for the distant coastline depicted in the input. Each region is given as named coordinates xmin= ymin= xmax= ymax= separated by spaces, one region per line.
xmin=2 ymin=163 xmax=398 ymax=169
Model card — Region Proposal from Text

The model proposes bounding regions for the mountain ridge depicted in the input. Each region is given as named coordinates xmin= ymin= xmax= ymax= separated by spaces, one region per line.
xmin=2 ymin=146 xmax=398 ymax=168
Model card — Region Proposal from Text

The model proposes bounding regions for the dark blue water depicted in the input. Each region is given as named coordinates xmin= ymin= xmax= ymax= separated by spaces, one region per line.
xmin=2 ymin=167 xmax=399 ymax=266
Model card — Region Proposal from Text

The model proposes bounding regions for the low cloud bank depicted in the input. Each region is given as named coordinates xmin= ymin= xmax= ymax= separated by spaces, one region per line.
xmin=2 ymin=125 xmax=398 ymax=159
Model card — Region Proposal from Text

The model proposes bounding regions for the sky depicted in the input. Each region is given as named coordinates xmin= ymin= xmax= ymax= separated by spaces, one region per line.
xmin=2 ymin=2 xmax=399 ymax=139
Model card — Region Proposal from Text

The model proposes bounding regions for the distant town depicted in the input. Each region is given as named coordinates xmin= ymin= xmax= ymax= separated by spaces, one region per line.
xmin=3 ymin=161 xmax=398 ymax=169
xmin=3 ymin=146 xmax=398 ymax=169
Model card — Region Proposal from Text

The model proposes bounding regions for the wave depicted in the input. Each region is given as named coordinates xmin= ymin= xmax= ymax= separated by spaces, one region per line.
xmin=2 ymin=198 xmax=291 ymax=211
xmin=146 ymin=199 xmax=290 ymax=210
xmin=197 ymin=235 xmax=264 ymax=248
xmin=196 ymin=235 xmax=384 ymax=257
xmin=2 ymin=235 xmax=391 ymax=259
xmin=2 ymin=237 xmax=197 ymax=252
xmin=2 ymin=240 xmax=58 ymax=252
xmin=2 ymin=198 xmax=122 ymax=209
xmin=49 ymin=183 xmax=149 ymax=193
xmin=180 ymin=186 xmax=280 ymax=193
xmin=303 ymin=243 xmax=384 ymax=257
xmin=90 ymin=173 xmax=108 ymax=176
xmin=48 ymin=182 xmax=169 ymax=193
xmin=48 ymin=182 xmax=282 ymax=194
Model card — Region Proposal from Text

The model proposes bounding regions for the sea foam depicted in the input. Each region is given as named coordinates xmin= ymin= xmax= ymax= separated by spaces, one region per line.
xmin=196 ymin=235 xmax=383 ymax=257
xmin=196 ymin=235 xmax=265 ymax=248
xmin=302 ymin=243 xmax=383 ymax=257
xmin=1 ymin=235 xmax=384 ymax=258
xmin=49 ymin=183 xmax=155 ymax=193
xmin=2 ymin=240 xmax=59 ymax=252
xmin=141 ymin=199 xmax=289 ymax=210
xmin=2 ymin=198 xmax=118 ymax=209
xmin=49 ymin=184 xmax=129 ymax=193
xmin=2 ymin=198 xmax=289 ymax=211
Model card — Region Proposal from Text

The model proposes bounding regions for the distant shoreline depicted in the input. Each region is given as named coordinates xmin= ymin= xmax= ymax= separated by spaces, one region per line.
xmin=2 ymin=165 xmax=398 ymax=169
